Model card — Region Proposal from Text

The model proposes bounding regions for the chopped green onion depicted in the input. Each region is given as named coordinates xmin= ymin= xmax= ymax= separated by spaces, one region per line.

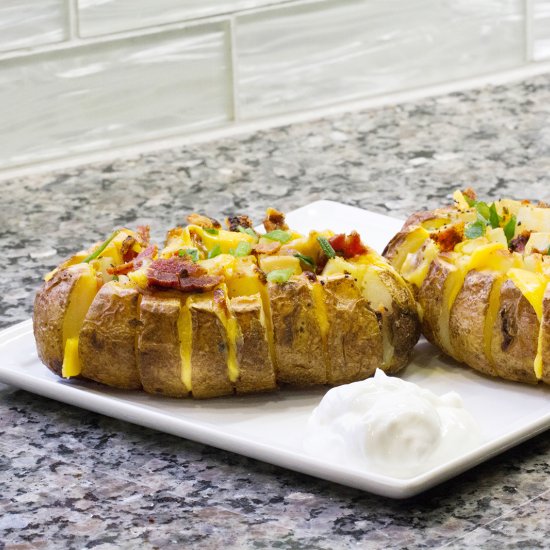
xmin=294 ymin=252 xmax=315 ymax=268
xmin=547 ymin=245 xmax=550 ymax=255
xmin=474 ymin=201 xmax=491 ymax=222
xmin=112 ymin=275 xmax=119 ymax=282
xmin=488 ymin=203 xmax=501 ymax=229
xmin=233 ymin=241 xmax=252 ymax=257
xmin=267 ymin=268 xmax=295 ymax=283
xmin=464 ymin=195 xmax=476 ymax=207
xmin=464 ymin=220 xmax=486 ymax=240
xmin=204 ymin=227 xmax=219 ymax=235
xmin=83 ymin=230 xmax=120 ymax=263
xmin=317 ymin=236 xmax=336 ymax=259
xmin=504 ymin=215 xmax=516 ymax=244
xmin=238 ymin=226 xmax=258 ymax=239
xmin=263 ymin=229 xmax=292 ymax=243
xmin=178 ymin=248 xmax=199 ymax=262
xmin=207 ymin=244 xmax=221 ymax=259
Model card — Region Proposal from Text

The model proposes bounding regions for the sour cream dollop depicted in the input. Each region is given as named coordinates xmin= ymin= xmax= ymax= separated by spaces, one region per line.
xmin=304 ymin=369 xmax=482 ymax=478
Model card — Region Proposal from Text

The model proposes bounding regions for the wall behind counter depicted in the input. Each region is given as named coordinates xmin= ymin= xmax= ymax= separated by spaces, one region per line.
xmin=1 ymin=0 xmax=549 ymax=171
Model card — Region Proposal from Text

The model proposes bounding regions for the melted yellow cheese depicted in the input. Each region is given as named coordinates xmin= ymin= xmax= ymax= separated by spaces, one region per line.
xmin=61 ymin=265 xmax=98 ymax=378
xmin=178 ymin=298 xmax=193 ymax=392
xmin=311 ymin=282 xmax=329 ymax=337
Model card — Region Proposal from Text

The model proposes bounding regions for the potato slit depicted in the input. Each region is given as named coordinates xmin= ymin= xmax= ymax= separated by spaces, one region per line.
xmin=258 ymin=285 xmax=278 ymax=373
xmin=311 ymin=281 xmax=330 ymax=381
xmin=178 ymin=297 xmax=193 ymax=393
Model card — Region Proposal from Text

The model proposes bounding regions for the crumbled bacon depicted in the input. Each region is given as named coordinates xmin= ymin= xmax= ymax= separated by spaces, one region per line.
xmin=263 ymin=208 xmax=288 ymax=232
xmin=147 ymin=257 xmax=221 ymax=293
xmin=254 ymin=240 xmax=281 ymax=255
xmin=107 ymin=244 xmax=158 ymax=275
xmin=226 ymin=215 xmax=254 ymax=232
xmin=303 ymin=271 xmax=317 ymax=282
xmin=430 ymin=224 xmax=464 ymax=252
xmin=187 ymin=213 xmax=221 ymax=229
xmin=121 ymin=236 xmax=138 ymax=263
xmin=509 ymin=231 xmax=531 ymax=253
xmin=329 ymin=231 xmax=368 ymax=258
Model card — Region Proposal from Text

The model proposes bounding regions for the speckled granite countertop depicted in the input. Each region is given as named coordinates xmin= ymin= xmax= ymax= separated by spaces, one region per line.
xmin=1 ymin=75 xmax=550 ymax=549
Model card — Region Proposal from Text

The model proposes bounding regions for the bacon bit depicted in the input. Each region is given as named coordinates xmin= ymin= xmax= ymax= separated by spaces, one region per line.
xmin=303 ymin=271 xmax=317 ymax=282
xmin=147 ymin=257 xmax=221 ymax=293
xmin=226 ymin=215 xmax=254 ymax=232
xmin=121 ymin=236 xmax=138 ymax=263
xmin=509 ymin=231 xmax=531 ymax=253
xmin=328 ymin=231 xmax=368 ymax=258
xmin=263 ymin=208 xmax=288 ymax=232
xmin=213 ymin=287 xmax=230 ymax=315
xmin=187 ymin=213 xmax=221 ymax=229
xmin=462 ymin=188 xmax=477 ymax=202
xmin=107 ymin=244 xmax=158 ymax=275
xmin=137 ymin=225 xmax=150 ymax=245
xmin=430 ymin=223 xmax=464 ymax=252
xmin=254 ymin=240 xmax=281 ymax=255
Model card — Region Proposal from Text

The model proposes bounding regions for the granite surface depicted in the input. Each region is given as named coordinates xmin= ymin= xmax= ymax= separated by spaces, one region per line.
xmin=1 ymin=74 xmax=550 ymax=549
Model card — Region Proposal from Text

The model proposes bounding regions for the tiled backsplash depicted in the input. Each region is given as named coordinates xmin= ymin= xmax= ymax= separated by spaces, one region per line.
xmin=0 ymin=0 xmax=548 ymax=170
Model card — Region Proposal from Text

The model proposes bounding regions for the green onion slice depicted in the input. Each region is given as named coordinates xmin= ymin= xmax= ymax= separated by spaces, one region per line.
xmin=83 ymin=230 xmax=120 ymax=263
xmin=266 ymin=268 xmax=295 ymax=283
xmin=233 ymin=241 xmax=252 ymax=257
xmin=464 ymin=220 xmax=486 ymax=240
xmin=238 ymin=226 xmax=258 ymax=239
xmin=204 ymin=228 xmax=219 ymax=235
xmin=317 ymin=236 xmax=336 ymax=258
xmin=207 ymin=244 xmax=222 ymax=259
xmin=504 ymin=215 xmax=517 ymax=244
xmin=488 ymin=203 xmax=501 ymax=229
xmin=294 ymin=252 xmax=315 ymax=268
xmin=263 ymin=230 xmax=292 ymax=243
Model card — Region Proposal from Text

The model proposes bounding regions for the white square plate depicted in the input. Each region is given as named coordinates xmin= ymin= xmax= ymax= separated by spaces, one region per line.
xmin=1 ymin=200 xmax=549 ymax=498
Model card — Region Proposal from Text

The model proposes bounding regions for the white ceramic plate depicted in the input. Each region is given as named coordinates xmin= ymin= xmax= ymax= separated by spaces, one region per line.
xmin=1 ymin=200 xmax=549 ymax=499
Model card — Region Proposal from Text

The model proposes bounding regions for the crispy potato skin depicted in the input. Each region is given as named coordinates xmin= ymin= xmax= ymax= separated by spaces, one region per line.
xmin=137 ymin=294 xmax=189 ymax=397
xmin=33 ymin=264 xmax=91 ymax=377
xmin=79 ymin=283 xmax=142 ymax=390
xmin=229 ymin=295 xmax=277 ymax=394
xmin=448 ymin=270 xmax=498 ymax=378
xmin=323 ymin=276 xmax=383 ymax=384
xmin=542 ymin=286 xmax=550 ymax=385
xmin=491 ymin=280 xmax=539 ymax=384
xmin=269 ymin=279 xmax=326 ymax=386
xmin=189 ymin=299 xmax=233 ymax=399
xmin=375 ymin=269 xmax=420 ymax=373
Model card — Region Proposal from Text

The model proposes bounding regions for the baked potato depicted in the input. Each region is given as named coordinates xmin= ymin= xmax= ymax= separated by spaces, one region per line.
xmin=33 ymin=209 xmax=420 ymax=398
xmin=383 ymin=189 xmax=550 ymax=385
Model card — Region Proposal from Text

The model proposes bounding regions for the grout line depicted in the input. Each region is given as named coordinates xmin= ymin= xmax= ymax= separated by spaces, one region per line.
xmin=525 ymin=0 xmax=534 ymax=62
xmin=228 ymin=16 xmax=240 ymax=122
xmin=1 ymin=60 xmax=550 ymax=181
xmin=66 ymin=0 xmax=80 ymax=40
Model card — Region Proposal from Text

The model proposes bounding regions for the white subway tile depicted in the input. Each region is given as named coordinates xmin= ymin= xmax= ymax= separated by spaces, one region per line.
xmin=77 ymin=0 xmax=288 ymax=37
xmin=0 ymin=0 xmax=67 ymax=53
xmin=534 ymin=0 xmax=550 ymax=60
xmin=0 ymin=25 xmax=231 ymax=168
xmin=236 ymin=0 xmax=525 ymax=118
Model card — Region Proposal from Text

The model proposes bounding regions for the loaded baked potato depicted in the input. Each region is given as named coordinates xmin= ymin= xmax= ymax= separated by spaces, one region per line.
xmin=383 ymin=189 xmax=550 ymax=385
xmin=34 ymin=209 xmax=420 ymax=398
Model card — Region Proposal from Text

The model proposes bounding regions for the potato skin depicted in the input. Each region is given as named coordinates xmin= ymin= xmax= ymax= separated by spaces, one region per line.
xmin=541 ymin=286 xmax=550 ymax=385
xmin=137 ymin=294 xmax=189 ymax=397
xmin=448 ymin=270 xmax=498 ymax=378
xmin=189 ymin=299 xmax=233 ymax=399
xmin=79 ymin=282 xmax=142 ymax=390
xmin=33 ymin=264 xmax=92 ymax=377
xmin=268 ymin=278 xmax=326 ymax=386
xmin=323 ymin=275 xmax=383 ymax=385
xmin=229 ymin=295 xmax=277 ymax=394
xmin=491 ymin=280 xmax=539 ymax=384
